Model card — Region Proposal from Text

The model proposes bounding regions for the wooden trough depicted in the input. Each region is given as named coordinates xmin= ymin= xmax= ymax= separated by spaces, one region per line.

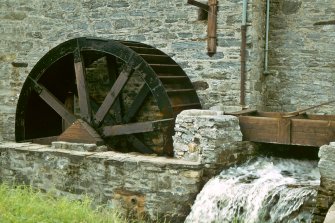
xmin=228 ymin=109 xmax=335 ymax=147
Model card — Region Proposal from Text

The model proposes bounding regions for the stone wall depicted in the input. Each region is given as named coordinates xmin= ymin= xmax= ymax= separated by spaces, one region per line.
xmin=173 ymin=109 xmax=257 ymax=178
xmin=260 ymin=0 xmax=335 ymax=112
xmin=1 ymin=0 xmax=334 ymax=139
xmin=314 ymin=142 xmax=335 ymax=222
xmin=0 ymin=141 xmax=204 ymax=222
xmin=0 ymin=0 xmax=264 ymax=141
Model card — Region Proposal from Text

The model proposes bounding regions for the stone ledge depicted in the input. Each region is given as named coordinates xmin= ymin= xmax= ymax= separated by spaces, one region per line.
xmin=0 ymin=141 xmax=202 ymax=168
xmin=0 ymin=141 xmax=204 ymax=222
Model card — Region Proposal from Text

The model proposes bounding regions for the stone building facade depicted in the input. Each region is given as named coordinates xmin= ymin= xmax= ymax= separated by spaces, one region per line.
xmin=261 ymin=0 xmax=335 ymax=112
xmin=0 ymin=0 xmax=334 ymax=220
xmin=1 ymin=0 xmax=334 ymax=141
xmin=1 ymin=0 xmax=261 ymax=140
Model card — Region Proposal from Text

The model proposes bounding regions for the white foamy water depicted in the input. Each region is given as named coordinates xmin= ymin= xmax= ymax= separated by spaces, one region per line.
xmin=185 ymin=157 xmax=320 ymax=223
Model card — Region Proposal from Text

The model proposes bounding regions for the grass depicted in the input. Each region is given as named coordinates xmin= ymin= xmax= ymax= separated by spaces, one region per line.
xmin=0 ymin=183 xmax=130 ymax=223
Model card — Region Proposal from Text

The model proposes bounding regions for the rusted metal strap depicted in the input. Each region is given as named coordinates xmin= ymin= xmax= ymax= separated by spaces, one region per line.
xmin=283 ymin=99 xmax=335 ymax=118
xmin=314 ymin=20 xmax=335 ymax=26
xmin=225 ymin=109 xmax=257 ymax=116
xmin=187 ymin=0 xmax=209 ymax=11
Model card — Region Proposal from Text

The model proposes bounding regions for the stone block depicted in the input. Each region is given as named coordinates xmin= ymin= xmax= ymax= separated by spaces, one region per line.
xmin=173 ymin=109 xmax=255 ymax=168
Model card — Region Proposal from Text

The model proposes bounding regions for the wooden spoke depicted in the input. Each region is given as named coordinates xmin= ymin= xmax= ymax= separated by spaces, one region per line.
xmin=62 ymin=92 xmax=74 ymax=131
xmin=94 ymin=65 xmax=133 ymax=126
xmin=90 ymin=99 xmax=115 ymax=125
xmin=74 ymin=48 xmax=92 ymax=122
xmin=127 ymin=135 xmax=154 ymax=154
xmin=101 ymin=118 xmax=174 ymax=137
xmin=123 ymin=83 xmax=150 ymax=123
xmin=106 ymin=55 xmax=123 ymax=124
xmin=29 ymin=77 xmax=76 ymax=125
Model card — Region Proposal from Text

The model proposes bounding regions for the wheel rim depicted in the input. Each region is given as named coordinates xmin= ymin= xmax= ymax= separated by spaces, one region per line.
xmin=15 ymin=37 xmax=201 ymax=156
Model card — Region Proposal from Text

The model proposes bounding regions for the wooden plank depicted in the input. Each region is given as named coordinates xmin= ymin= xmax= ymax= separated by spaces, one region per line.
xmin=139 ymin=54 xmax=172 ymax=64
xmin=122 ymin=83 xmax=150 ymax=123
xmin=94 ymin=66 xmax=133 ymax=125
xmin=245 ymin=111 xmax=335 ymax=121
xmin=29 ymin=78 xmax=76 ymax=125
xmin=187 ymin=0 xmax=209 ymax=11
xmin=127 ymin=46 xmax=163 ymax=55
xmin=207 ymin=0 xmax=217 ymax=55
xmin=106 ymin=55 xmax=123 ymax=124
xmin=74 ymin=51 xmax=92 ymax=122
xmin=239 ymin=116 xmax=278 ymax=130
xmin=291 ymin=132 xmax=332 ymax=147
xmin=149 ymin=64 xmax=182 ymax=74
xmin=277 ymin=118 xmax=291 ymax=144
xmin=58 ymin=119 xmax=103 ymax=145
xmin=305 ymin=115 xmax=335 ymax=121
xmin=239 ymin=116 xmax=279 ymax=143
xmin=291 ymin=119 xmax=335 ymax=133
xmin=62 ymin=92 xmax=74 ymax=131
xmin=238 ymin=113 xmax=335 ymax=147
xmin=102 ymin=118 xmax=174 ymax=137
xmin=225 ymin=109 xmax=257 ymax=116
xmin=255 ymin=112 xmax=287 ymax=118
xmin=127 ymin=135 xmax=154 ymax=154
xmin=291 ymin=119 xmax=335 ymax=146
xmin=242 ymin=130 xmax=278 ymax=143
xmin=166 ymin=89 xmax=195 ymax=94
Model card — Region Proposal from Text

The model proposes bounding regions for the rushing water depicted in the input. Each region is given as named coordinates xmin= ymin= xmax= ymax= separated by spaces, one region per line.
xmin=185 ymin=157 xmax=320 ymax=223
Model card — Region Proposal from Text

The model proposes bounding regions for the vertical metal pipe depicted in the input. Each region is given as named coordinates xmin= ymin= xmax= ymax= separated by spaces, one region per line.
xmin=264 ymin=0 xmax=270 ymax=74
xmin=240 ymin=0 xmax=248 ymax=107
xmin=242 ymin=0 xmax=247 ymax=25
xmin=240 ymin=26 xmax=247 ymax=107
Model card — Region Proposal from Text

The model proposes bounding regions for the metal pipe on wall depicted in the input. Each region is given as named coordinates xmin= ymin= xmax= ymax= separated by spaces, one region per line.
xmin=240 ymin=0 xmax=248 ymax=107
xmin=264 ymin=0 xmax=270 ymax=74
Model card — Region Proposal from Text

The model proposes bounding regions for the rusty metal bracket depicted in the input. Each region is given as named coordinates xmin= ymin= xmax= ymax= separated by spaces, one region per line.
xmin=188 ymin=0 xmax=218 ymax=56
xmin=314 ymin=20 xmax=335 ymax=26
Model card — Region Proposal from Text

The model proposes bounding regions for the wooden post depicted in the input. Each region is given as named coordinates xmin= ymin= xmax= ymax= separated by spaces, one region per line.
xmin=207 ymin=0 xmax=217 ymax=56
xmin=188 ymin=0 xmax=218 ymax=56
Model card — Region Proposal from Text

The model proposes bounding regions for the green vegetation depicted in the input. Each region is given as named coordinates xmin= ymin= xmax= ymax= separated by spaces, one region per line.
xmin=0 ymin=183 xmax=128 ymax=223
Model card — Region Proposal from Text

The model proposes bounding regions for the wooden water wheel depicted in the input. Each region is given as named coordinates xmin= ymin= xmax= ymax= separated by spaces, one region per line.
xmin=15 ymin=37 xmax=201 ymax=156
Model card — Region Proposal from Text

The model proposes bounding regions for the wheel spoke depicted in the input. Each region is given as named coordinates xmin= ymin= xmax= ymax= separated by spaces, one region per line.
xmin=28 ymin=77 xmax=76 ymax=125
xmin=94 ymin=65 xmax=133 ymax=126
xmin=122 ymin=83 xmax=150 ymax=123
xmin=106 ymin=55 xmax=123 ymax=124
xmin=74 ymin=48 xmax=92 ymax=122
xmin=127 ymin=135 xmax=154 ymax=154
xmin=90 ymin=99 xmax=115 ymax=125
xmin=62 ymin=92 xmax=74 ymax=131
xmin=101 ymin=118 xmax=174 ymax=137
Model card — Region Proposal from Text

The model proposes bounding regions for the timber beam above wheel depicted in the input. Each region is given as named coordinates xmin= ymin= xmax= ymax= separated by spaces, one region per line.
xmin=15 ymin=37 xmax=202 ymax=156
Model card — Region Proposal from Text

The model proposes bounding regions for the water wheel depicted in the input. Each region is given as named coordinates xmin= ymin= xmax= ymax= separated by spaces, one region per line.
xmin=15 ymin=37 xmax=201 ymax=156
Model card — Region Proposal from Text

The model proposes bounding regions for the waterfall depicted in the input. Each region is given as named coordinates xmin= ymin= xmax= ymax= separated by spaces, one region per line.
xmin=185 ymin=157 xmax=320 ymax=223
